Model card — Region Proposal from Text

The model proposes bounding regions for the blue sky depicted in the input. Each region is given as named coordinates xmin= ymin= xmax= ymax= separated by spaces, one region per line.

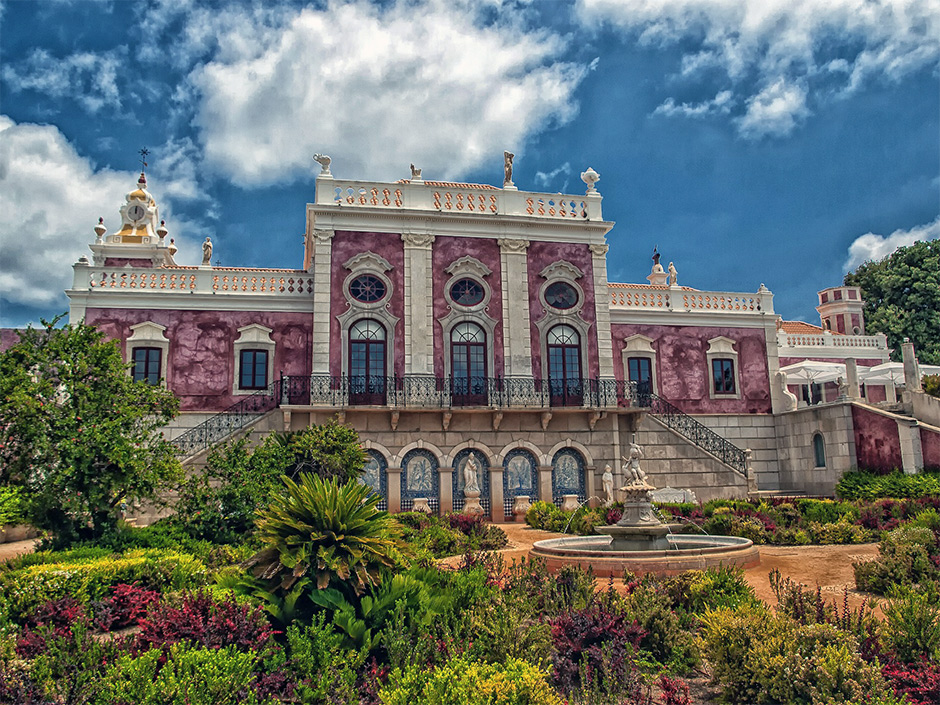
xmin=2 ymin=0 xmax=938 ymax=328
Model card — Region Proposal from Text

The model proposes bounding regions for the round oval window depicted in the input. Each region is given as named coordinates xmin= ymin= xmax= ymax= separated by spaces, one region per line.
xmin=349 ymin=274 xmax=387 ymax=303
xmin=449 ymin=278 xmax=485 ymax=307
xmin=545 ymin=281 xmax=578 ymax=310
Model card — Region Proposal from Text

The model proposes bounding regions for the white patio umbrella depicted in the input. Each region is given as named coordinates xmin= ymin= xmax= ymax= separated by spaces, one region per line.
xmin=778 ymin=360 xmax=846 ymax=384
xmin=859 ymin=362 xmax=940 ymax=386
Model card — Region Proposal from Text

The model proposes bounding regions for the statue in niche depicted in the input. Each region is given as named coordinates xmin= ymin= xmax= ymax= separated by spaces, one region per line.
xmin=463 ymin=455 xmax=481 ymax=495
xmin=503 ymin=151 xmax=514 ymax=187
xmin=313 ymin=153 xmax=332 ymax=175
xmin=623 ymin=443 xmax=648 ymax=486
xmin=202 ymin=237 xmax=213 ymax=266
xmin=668 ymin=262 xmax=678 ymax=286
xmin=410 ymin=163 xmax=422 ymax=179
xmin=602 ymin=465 xmax=615 ymax=505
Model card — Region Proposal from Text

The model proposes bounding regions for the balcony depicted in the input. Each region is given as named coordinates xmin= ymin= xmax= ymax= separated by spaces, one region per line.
xmin=279 ymin=375 xmax=644 ymax=411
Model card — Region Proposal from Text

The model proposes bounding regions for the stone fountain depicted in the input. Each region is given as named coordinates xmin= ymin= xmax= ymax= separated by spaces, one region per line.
xmin=529 ymin=442 xmax=760 ymax=576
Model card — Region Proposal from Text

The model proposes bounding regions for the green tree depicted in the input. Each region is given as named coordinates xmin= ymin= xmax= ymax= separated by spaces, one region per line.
xmin=844 ymin=239 xmax=940 ymax=364
xmin=0 ymin=319 xmax=181 ymax=546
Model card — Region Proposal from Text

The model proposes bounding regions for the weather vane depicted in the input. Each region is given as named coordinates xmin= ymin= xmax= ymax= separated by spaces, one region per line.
xmin=138 ymin=148 xmax=149 ymax=172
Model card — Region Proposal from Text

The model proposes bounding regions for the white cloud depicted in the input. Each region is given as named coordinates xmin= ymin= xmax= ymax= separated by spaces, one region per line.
xmin=0 ymin=117 xmax=199 ymax=311
xmin=1 ymin=48 xmax=126 ymax=114
xmin=184 ymin=0 xmax=588 ymax=186
xmin=654 ymin=89 xmax=734 ymax=118
xmin=736 ymin=79 xmax=809 ymax=138
xmin=844 ymin=216 xmax=940 ymax=271
xmin=578 ymin=0 xmax=940 ymax=139
xmin=534 ymin=162 xmax=572 ymax=189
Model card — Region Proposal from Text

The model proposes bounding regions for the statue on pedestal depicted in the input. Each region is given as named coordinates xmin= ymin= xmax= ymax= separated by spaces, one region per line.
xmin=464 ymin=455 xmax=481 ymax=495
xmin=202 ymin=237 xmax=213 ymax=266
xmin=602 ymin=465 xmax=615 ymax=505
xmin=503 ymin=151 xmax=514 ymax=187
xmin=623 ymin=443 xmax=648 ymax=486
xmin=668 ymin=261 xmax=678 ymax=286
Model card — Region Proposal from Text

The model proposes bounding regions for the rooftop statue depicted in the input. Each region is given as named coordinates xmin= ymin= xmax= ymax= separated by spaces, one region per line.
xmin=313 ymin=153 xmax=332 ymax=176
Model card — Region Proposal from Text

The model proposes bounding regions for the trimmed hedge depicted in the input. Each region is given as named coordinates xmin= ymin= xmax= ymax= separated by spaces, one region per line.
xmin=837 ymin=470 xmax=940 ymax=501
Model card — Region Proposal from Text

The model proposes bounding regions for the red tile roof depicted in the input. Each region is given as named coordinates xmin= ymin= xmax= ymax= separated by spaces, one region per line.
xmin=779 ymin=320 xmax=844 ymax=335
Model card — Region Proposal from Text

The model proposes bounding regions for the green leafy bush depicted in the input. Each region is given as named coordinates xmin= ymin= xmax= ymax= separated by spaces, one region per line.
xmin=0 ymin=548 xmax=207 ymax=623
xmin=700 ymin=603 xmax=903 ymax=704
xmin=281 ymin=614 xmax=365 ymax=704
xmin=380 ymin=655 xmax=563 ymax=705
xmin=881 ymin=585 xmax=940 ymax=664
xmin=95 ymin=643 xmax=265 ymax=705
xmin=0 ymin=485 xmax=26 ymax=526
xmin=854 ymin=525 xmax=940 ymax=594
xmin=837 ymin=469 xmax=940 ymax=501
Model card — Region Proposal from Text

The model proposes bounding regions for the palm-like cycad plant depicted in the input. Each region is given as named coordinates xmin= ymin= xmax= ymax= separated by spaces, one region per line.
xmin=244 ymin=473 xmax=407 ymax=599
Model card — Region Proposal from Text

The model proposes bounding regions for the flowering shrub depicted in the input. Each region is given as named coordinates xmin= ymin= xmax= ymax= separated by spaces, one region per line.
xmin=93 ymin=582 xmax=161 ymax=631
xmin=15 ymin=597 xmax=87 ymax=658
xmin=548 ymin=605 xmax=645 ymax=698
xmin=882 ymin=658 xmax=940 ymax=705
xmin=854 ymin=525 xmax=940 ymax=594
xmin=657 ymin=673 xmax=691 ymax=705
xmin=136 ymin=591 xmax=276 ymax=654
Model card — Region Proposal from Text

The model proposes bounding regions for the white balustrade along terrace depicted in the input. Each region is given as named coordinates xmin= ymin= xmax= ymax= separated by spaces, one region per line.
xmin=314 ymin=177 xmax=604 ymax=222
xmin=608 ymin=285 xmax=775 ymax=316
xmin=72 ymin=264 xmax=315 ymax=298
xmin=778 ymin=330 xmax=890 ymax=353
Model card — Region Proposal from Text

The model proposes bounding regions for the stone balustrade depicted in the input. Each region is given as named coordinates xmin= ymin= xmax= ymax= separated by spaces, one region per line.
xmin=73 ymin=264 xmax=315 ymax=297
xmin=315 ymin=177 xmax=604 ymax=222
xmin=778 ymin=330 xmax=889 ymax=351
xmin=609 ymin=286 xmax=775 ymax=315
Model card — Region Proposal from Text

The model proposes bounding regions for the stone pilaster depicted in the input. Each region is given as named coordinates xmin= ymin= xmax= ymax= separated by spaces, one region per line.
xmin=387 ymin=467 xmax=402 ymax=513
xmin=538 ymin=465 xmax=553 ymax=504
xmin=438 ymin=466 xmax=453 ymax=514
xmin=489 ymin=467 xmax=505 ymax=522
xmin=589 ymin=244 xmax=615 ymax=380
xmin=402 ymin=232 xmax=436 ymax=375
xmin=310 ymin=228 xmax=334 ymax=374
xmin=498 ymin=238 xmax=532 ymax=378
xmin=898 ymin=419 xmax=924 ymax=475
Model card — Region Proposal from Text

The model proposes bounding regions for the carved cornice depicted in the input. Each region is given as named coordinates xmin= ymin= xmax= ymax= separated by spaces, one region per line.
xmin=444 ymin=255 xmax=492 ymax=279
xmin=497 ymin=238 xmax=529 ymax=253
xmin=539 ymin=260 xmax=583 ymax=281
xmin=343 ymin=251 xmax=393 ymax=272
xmin=401 ymin=232 xmax=435 ymax=248
xmin=589 ymin=243 xmax=609 ymax=256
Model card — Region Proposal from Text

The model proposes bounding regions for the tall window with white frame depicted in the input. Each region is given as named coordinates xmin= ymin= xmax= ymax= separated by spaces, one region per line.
xmin=711 ymin=358 xmax=736 ymax=395
xmin=547 ymin=324 xmax=582 ymax=406
xmin=628 ymin=357 xmax=653 ymax=397
xmin=349 ymin=319 xmax=387 ymax=405
xmin=132 ymin=347 xmax=162 ymax=385
xmin=239 ymin=349 xmax=269 ymax=390
xmin=451 ymin=321 xmax=487 ymax=405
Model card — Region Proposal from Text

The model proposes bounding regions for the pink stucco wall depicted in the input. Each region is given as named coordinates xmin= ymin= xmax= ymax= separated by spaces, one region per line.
xmin=431 ymin=236 xmax=503 ymax=377
xmin=330 ymin=232 xmax=405 ymax=378
xmin=611 ymin=323 xmax=772 ymax=414
xmin=852 ymin=405 xmax=902 ymax=472
xmin=922 ymin=427 xmax=940 ymax=469
xmin=0 ymin=328 xmax=25 ymax=353
xmin=864 ymin=385 xmax=887 ymax=403
xmin=84 ymin=308 xmax=312 ymax=411
xmin=526 ymin=242 xmax=598 ymax=380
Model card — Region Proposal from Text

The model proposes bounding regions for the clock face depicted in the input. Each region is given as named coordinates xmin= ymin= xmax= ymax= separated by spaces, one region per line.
xmin=128 ymin=204 xmax=145 ymax=221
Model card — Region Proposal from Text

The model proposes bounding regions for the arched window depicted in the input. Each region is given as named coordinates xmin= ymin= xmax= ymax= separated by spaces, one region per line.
xmin=451 ymin=322 xmax=487 ymax=406
xmin=547 ymin=325 xmax=582 ymax=406
xmin=813 ymin=433 xmax=826 ymax=468
xmin=349 ymin=319 xmax=386 ymax=405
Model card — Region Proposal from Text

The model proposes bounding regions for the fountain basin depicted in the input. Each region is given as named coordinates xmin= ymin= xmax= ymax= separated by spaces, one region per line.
xmin=530 ymin=534 xmax=759 ymax=577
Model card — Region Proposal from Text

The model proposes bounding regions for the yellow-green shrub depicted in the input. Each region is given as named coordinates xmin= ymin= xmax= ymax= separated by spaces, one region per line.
xmin=380 ymin=656 xmax=563 ymax=705
xmin=0 ymin=549 xmax=207 ymax=623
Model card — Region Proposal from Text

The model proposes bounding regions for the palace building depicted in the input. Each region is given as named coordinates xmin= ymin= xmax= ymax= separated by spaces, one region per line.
xmin=54 ymin=157 xmax=939 ymax=518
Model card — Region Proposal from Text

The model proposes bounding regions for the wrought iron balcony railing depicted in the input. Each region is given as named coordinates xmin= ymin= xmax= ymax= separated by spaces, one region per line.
xmin=280 ymin=375 xmax=643 ymax=411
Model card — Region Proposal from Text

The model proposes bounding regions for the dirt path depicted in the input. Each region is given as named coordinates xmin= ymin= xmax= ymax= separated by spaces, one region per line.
xmin=441 ymin=523 xmax=882 ymax=610
xmin=0 ymin=539 xmax=39 ymax=563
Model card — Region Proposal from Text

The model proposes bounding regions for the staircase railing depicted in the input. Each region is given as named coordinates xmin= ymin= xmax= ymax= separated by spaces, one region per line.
xmin=171 ymin=380 xmax=281 ymax=458
xmin=645 ymin=392 xmax=747 ymax=474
